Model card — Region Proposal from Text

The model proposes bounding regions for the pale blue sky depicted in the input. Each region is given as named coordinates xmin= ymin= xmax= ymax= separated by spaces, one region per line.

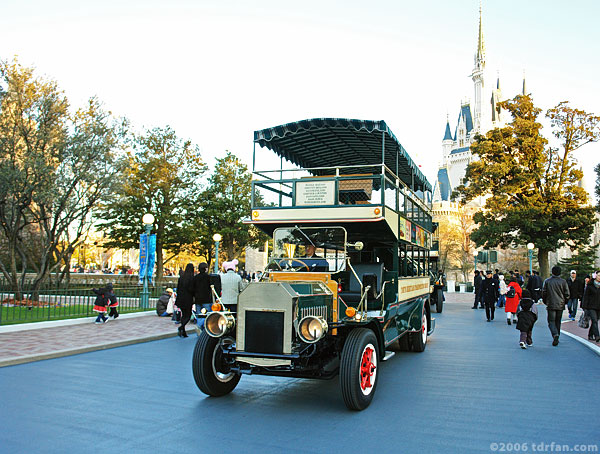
xmin=2 ymin=0 xmax=599 ymax=192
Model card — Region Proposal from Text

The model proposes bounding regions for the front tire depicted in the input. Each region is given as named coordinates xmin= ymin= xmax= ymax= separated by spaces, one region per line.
xmin=340 ymin=328 xmax=379 ymax=411
xmin=192 ymin=331 xmax=241 ymax=397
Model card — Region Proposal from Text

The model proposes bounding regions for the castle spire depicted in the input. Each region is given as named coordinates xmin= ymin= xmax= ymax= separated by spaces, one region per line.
xmin=522 ymin=71 xmax=527 ymax=95
xmin=476 ymin=1 xmax=486 ymax=68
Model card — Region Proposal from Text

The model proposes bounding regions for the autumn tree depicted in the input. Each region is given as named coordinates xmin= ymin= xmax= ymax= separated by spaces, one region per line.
xmin=98 ymin=126 xmax=206 ymax=280
xmin=0 ymin=58 xmax=127 ymax=297
xmin=455 ymin=95 xmax=599 ymax=277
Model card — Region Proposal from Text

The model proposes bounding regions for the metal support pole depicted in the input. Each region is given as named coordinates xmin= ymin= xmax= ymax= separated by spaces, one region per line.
xmin=528 ymin=250 xmax=533 ymax=274
xmin=141 ymin=223 xmax=152 ymax=309
xmin=214 ymin=240 xmax=220 ymax=274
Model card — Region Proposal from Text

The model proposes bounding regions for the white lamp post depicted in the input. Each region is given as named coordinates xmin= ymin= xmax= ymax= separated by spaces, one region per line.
xmin=527 ymin=243 xmax=534 ymax=274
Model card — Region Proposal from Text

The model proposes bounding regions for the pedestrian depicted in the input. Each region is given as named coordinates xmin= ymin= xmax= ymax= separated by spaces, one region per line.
xmin=175 ymin=263 xmax=195 ymax=338
xmin=566 ymin=270 xmax=584 ymax=321
xmin=541 ymin=266 xmax=570 ymax=346
xmin=91 ymin=286 xmax=109 ymax=324
xmin=505 ymin=276 xmax=521 ymax=325
xmin=156 ymin=288 xmax=174 ymax=316
xmin=514 ymin=270 xmax=524 ymax=287
xmin=105 ymin=283 xmax=119 ymax=320
xmin=581 ymin=269 xmax=600 ymax=342
xmin=194 ymin=262 xmax=217 ymax=329
xmin=516 ymin=289 xmax=538 ymax=349
xmin=480 ymin=270 xmax=499 ymax=322
xmin=532 ymin=270 xmax=543 ymax=303
xmin=472 ymin=270 xmax=483 ymax=309
xmin=497 ymin=274 xmax=507 ymax=308
xmin=220 ymin=259 xmax=246 ymax=307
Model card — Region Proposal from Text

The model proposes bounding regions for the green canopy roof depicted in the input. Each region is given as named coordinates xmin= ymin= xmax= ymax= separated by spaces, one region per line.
xmin=254 ymin=118 xmax=431 ymax=192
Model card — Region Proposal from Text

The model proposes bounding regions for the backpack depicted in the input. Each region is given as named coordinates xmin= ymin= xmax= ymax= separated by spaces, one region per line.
xmin=506 ymin=286 xmax=516 ymax=298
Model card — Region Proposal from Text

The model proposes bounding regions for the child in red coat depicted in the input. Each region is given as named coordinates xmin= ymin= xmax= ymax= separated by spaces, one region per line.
xmin=505 ymin=277 xmax=522 ymax=325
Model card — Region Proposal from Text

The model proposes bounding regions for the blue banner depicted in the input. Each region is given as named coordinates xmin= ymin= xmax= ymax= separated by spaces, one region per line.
xmin=139 ymin=233 xmax=148 ymax=285
xmin=147 ymin=234 xmax=156 ymax=285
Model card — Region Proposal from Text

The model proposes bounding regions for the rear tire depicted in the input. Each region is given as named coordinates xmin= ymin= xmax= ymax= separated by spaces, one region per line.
xmin=192 ymin=331 xmax=241 ymax=397
xmin=340 ymin=328 xmax=379 ymax=411
xmin=408 ymin=305 xmax=428 ymax=352
xmin=435 ymin=289 xmax=444 ymax=313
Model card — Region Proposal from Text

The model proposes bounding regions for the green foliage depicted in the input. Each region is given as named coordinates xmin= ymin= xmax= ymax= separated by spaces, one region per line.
xmin=595 ymin=163 xmax=600 ymax=212
xmin=97 ymin=126 xmax=206 ymax=278
xmin=194 ymin=151 xmax=268 ymax=265
xmin=455 ymin=95 xmax=599 ymax=277
xmin=557 ymin=243 xmax=599 ymax=278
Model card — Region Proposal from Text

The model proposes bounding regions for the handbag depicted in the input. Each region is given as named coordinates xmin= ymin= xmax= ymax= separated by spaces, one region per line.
xmin=578 ymin=312 xmax=590 ymax=329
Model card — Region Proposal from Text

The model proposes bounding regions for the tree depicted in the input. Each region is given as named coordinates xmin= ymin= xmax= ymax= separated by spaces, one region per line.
xmin=195 ymin=151 xmax=267 ymax=267
xmin=595 ymin=162 xmax=600 ymax=212
xmin=557 ymin=243 xmax=599 ymax=278
xmin=98 ymin=126 xmax=206 ymax=280
xmin=0 ymin=58 xmax=127 ymax=297
xmin=455 ymin=95 xmax=599 ymax=278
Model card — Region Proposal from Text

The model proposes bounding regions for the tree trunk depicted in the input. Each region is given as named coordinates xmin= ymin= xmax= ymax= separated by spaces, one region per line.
xmin=538 ymin=248 xmax=551 ymax=279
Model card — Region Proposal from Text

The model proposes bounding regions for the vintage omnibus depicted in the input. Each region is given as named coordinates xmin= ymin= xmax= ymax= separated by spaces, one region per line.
xmin=193 ymin=118 xmax=438 ymax=410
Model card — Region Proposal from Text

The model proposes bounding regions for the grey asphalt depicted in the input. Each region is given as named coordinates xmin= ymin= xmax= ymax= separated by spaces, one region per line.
xmin=0 ymin=294 xmax=598 ymax=454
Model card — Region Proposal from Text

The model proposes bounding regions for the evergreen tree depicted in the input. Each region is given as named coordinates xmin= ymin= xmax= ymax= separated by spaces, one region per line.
xmin=557 ymin=243 xmax=599 ymax=278
xmin=455 ymin=95 xmax=599 ymax=277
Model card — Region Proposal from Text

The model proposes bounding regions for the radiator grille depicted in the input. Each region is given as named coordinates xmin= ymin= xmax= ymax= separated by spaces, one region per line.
xmin=300 ymin=305 xmax=327 ymax=320
xmin=244 ymin=310 xmax=284 ymax=354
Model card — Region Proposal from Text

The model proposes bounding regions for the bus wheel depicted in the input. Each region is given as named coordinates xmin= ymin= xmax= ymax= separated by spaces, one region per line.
xmin=340 ymin=328 xmax=379 ymax=411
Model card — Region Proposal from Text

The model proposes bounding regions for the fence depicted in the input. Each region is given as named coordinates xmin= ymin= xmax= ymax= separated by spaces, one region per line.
xmin=0 ymin=280 xmax=173 ymax=325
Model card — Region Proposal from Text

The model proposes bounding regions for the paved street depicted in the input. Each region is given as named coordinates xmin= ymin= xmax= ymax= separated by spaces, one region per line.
xmin=0 ymin=294 xmax=598 ymax=454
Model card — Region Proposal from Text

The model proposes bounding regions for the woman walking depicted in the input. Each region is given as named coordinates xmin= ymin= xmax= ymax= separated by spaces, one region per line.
xmin=582 ymin=270 xmax=600 ymax=342
xmin=176 ymin=263 xmax=195 ymax=338
xmin=505 ymin=276 xmax=522 ymax=325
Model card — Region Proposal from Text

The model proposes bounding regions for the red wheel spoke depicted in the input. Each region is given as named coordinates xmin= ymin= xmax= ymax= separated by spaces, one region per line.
xmin=360 ymin=347 xmax=376 ymax=391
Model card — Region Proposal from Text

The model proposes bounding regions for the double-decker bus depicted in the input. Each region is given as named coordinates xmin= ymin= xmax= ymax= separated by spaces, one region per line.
xmin=193 ymin=118 xmax=437 ymax=410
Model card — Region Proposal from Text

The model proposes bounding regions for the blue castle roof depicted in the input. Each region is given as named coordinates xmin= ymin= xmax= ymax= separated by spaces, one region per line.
xmin=435 ymin=167 xmax=452 ymax=201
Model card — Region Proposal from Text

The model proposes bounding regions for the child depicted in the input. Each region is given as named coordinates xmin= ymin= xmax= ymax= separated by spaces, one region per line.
xmin=92 ymin=286 xmax=109 ymax=324
xmin=516 ymin=289 xmax=538 ymax=349
xmin=105 ymin=283 xmax=119 ymax=320
xmin=505 ymin=276 xmax=521 ymax=325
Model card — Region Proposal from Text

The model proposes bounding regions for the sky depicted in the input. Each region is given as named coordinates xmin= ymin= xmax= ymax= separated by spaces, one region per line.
xmin=2 ymin=0 xmax=599 ymax=195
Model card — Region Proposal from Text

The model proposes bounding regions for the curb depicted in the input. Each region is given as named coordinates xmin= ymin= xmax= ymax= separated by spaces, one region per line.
xmin=561 ymin=330 xmax=600 ymax=357
xmin=0 ymin=310 xmax=155 ymax=334
xmin=0 ymin=330 xmax=180 ymax=368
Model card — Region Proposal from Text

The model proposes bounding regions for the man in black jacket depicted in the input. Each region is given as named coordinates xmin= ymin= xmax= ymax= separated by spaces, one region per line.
xmin=480 ymin=270 xmax=499 ymax=322
xmin=472 ymin=270 xmax=483 ymax=309
xmin=566 ymin=270 xmax=584 ymax=321
xmin=542 ymin=266 xmax=570 ymax=346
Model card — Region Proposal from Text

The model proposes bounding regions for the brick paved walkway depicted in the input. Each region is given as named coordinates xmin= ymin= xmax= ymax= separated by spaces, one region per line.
xmin=0 ymin=312 xmax=182 ymax=367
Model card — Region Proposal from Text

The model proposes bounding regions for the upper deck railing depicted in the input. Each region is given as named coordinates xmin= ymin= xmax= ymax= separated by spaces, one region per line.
xmin=251 ymin=164 xmax=433 ymax=233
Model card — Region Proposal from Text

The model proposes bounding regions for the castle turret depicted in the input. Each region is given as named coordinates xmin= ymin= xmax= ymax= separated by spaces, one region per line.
xmin=471 ymin=3 xmax=486 ymax=134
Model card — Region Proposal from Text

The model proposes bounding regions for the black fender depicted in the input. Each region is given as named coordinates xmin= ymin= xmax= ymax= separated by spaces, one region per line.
xmin=338 ymin=319 xmax=386 ymax=358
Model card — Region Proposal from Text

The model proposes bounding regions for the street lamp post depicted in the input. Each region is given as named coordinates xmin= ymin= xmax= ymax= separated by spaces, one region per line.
xmin=473 ymin=251 xmax=478 ymax=272
xmin=141 ymin=213 xmax=154 ymax=309
xmin=527 ymin=242 xmax=535 ymax=274
xmin=213 ymin=233 xmax=222 ymax=273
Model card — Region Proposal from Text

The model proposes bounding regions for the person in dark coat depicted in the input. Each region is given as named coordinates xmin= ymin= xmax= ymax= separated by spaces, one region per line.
xmin=531 ymin=271 xmax=543 ymax=302
xmin=92 ymin=286 xmax=109 ymax=324
xmin=566 ymin=270 xmax=584 ymax=321
xmin=581 ymin=270 xmax=600 ymax=342
xmin=156 ymin=288 xmax=173 ymax=316
xmin=194 ymin=262 xmax=220 ymax=329
xmin=472 ymin=270 xmax=483 ymax=309
xmin=105 ymin=283 xmax=119 ymax=320
xmin=176 ymin=263 xmax=195 ymax=337
xmin=480 ymin=270 xmax=499 ymax=322
xmin=516 ymin=289 xmax=538 ymax=349
xmin=542 ymin=266 xmax=570 ymax=346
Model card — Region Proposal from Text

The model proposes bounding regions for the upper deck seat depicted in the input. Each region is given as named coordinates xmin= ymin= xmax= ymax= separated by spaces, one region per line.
xmin=338 ymin=263 xmax=384 ymax=307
